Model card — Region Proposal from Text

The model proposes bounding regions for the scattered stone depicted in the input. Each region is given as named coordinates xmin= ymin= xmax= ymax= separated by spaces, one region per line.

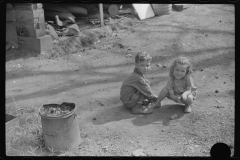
xmin=99 ymin=102 xmax=104 ymax=106
xmin=224 ymin=82 xmax=226 ymax=84
xmin=215 ymin=76 xmax=219 ymax=79
xmin=215 ymin=90 xmax=219 ymax=93
xmin=132 ymin=149 xmax=147 ymax=156
xmin=162 ymin=129 xmax=165 ymax=132
xmin=162 ymin=65 xmax=167 ymax=68
xmin=216 ymin=100 xmax=221 ymax=104
xmin=102 ymin=146 xmax=109 ymax=151
xmin=93 ymin=117 xmax=96 ymax=120
xmin=126 ymin=54 xmax=133 ymax=58
xmin=200 ymin=69 xmax=203 ymax=71
xmin=214 ymin=105 xmax=225 ymax=108
xmin=170 ymin=114 xmax=178 ymax=120
xmin=155 ymin=63 xmax=162 ymax=67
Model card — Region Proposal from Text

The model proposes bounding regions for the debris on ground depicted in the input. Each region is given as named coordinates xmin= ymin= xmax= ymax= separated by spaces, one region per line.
xmin=215 ymin=90 xmax=219 ymax=93
xmin=67 ymin=24 xmax=80 ymax=36
xmin=155 ymin=63 xmax=162 ymax=67
xmin=216 ymin=100 xmax=221 ymax=104
xmin=46 ymin=23 xmax=59 ymax=40
xmin=39 ymin=102 xmax=75 ymax=117
xmin=132 ymin=149 xmax=147 ymax=156
xmin=214 ymin=105 xmax=225 ymax=109
xmin=126 ymin=53 xmax=133 ymax=58
xmin=170 ymin=114 xmax=178 ymax=120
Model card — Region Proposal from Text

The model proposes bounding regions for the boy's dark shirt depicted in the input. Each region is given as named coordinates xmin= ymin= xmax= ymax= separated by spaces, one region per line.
xmin=120 ymin=68 xmax=155 ymax=104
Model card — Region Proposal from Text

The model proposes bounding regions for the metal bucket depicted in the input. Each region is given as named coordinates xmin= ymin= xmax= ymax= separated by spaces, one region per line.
xmin=39 ymin=103 xmax=81 ymax=153
xmin=151 ymin=4 xmax=172 ymax=16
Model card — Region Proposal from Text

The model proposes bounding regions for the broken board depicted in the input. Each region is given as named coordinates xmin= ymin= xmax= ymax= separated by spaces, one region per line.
xmin=6 ymin=114 xmax=18 ymax=131
xmin=132 ymin=4 xmax=155 ymax=20
xmin=46 ymin=24 xmax=59 ymax=40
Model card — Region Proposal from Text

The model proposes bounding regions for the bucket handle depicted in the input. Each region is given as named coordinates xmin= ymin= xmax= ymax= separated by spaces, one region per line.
xmin=44 ymin=113 xmax=77 ymax=137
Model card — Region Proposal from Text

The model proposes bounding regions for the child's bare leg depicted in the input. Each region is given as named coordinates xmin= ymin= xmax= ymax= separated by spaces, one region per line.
xmin=182 ymin=94 xmax=194 ymax=113
xmin=168 ymin=94 xmax=180 ymax=103
xmin=155 ymin=87 xmax=168 ymax=107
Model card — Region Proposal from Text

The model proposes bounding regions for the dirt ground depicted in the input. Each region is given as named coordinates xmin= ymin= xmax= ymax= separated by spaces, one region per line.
xmin=5 ymin=4 xmax=235 ymax=157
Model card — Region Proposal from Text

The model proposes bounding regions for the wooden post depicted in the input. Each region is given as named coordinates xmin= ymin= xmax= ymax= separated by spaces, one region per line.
xmin=99 ymin=4 xmax=104 ymax=27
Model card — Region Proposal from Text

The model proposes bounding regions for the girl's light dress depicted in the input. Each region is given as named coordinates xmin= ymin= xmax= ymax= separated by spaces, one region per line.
xmin=166 ymin=75 xmax=197 ymax=100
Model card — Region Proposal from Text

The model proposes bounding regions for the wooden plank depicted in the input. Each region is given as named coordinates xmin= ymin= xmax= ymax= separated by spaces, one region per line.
xmin=15 ymin=8 xmax=44 ymax=23
xmin=46 ymin=24 xmax=59 ymax=40
xmin=6 ymin=114 xmax=18 ymax=132
xmin=132 ymin=4 xmax=155 ymax=20
xmin=16 ymin=21 xmax=46 ymax=37
xmin=75 ymin=4 xmax=99 ymax=15
xmin=58 ymin=4 xmax=88 ymax=16
xmin=44 ymin=10 xmax=76 ymax=23
xmin=14 ymin=3 xmax=42 ymax=10
xmin=18 ymin=35 xmax=53 ymax=53
xmin=6 ymin=22 xmax=18 ymax=48
xmin=6 ymin=9 xmax=16 ymax=22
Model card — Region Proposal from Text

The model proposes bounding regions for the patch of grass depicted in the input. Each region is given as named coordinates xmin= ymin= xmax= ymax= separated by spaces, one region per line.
xmin=116 ymin=23 xmax=130 ymax=30
xmin=6 ymin=105 xmax=80 ymax=156
xmin=79 ymin=34 xmax=94 ymax=47
xmin=123 ymin=20 xmax=134 ymax=26
xmin=109 ymin=24 xmax=118 ymax=32
xmin=6 ymin=106 xmax=46 ymax=156
xmin=44 ymin=37 xmax=82 ymax=59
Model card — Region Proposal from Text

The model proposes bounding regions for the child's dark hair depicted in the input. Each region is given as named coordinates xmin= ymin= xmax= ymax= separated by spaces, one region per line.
xmin=135 ymin=52 xmax=152 ymax=63
xmin=169 ymin=56 xmax=193 ymax=78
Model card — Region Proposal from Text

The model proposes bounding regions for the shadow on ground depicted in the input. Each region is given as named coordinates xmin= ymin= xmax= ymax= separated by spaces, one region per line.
xmin=92 ymin=104 xmax=185 ymax=126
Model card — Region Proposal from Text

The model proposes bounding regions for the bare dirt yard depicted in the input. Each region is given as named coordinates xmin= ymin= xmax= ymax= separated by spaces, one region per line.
xmin=5 ymin=4 xmax=235 ymax=157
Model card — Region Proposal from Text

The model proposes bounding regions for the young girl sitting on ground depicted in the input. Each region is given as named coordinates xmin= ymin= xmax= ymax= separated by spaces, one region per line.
xmin=120 ymin=52 xmax=157 ymax=114
xmin=154 ymin=56 xmax=197 ymax=113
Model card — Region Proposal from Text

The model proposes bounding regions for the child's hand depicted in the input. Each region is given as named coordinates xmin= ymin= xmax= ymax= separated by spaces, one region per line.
xmin=153 ymin=94 xmax=158 ymax=99
xmin=181 ymin=94 xmax=187 ymax=101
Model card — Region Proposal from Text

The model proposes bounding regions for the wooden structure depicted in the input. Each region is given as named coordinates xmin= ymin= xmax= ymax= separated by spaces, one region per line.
xmin=11 ymin=3 xmax=53 ymax=53
xmin=6 ymin=3 xmax=18 ymax=50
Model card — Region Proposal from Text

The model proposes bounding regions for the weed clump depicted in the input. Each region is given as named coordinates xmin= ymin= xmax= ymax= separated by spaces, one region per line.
xmin=6 ymin=107 xmax=44 ymax=156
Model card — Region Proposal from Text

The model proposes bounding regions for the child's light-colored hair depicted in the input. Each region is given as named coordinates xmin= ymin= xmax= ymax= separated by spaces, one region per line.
xmin=169 ymin=56 xmax=193 ymax=78
xmin=135 ymin=52 xmax=152 ymax=63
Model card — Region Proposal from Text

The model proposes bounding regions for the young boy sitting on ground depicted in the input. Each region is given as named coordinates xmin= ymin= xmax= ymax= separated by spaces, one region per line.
xmin=120 ymin=52 xmax=157 ymax=114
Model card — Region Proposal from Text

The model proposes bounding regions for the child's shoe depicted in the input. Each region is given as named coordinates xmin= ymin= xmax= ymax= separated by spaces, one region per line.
xmin=184 ymin=105 xmax=192 ymax=113
xmin=151 ymin=102 xmax=161 ymax=108
xmin=132 ymin=104 xmax=153 ymax=114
